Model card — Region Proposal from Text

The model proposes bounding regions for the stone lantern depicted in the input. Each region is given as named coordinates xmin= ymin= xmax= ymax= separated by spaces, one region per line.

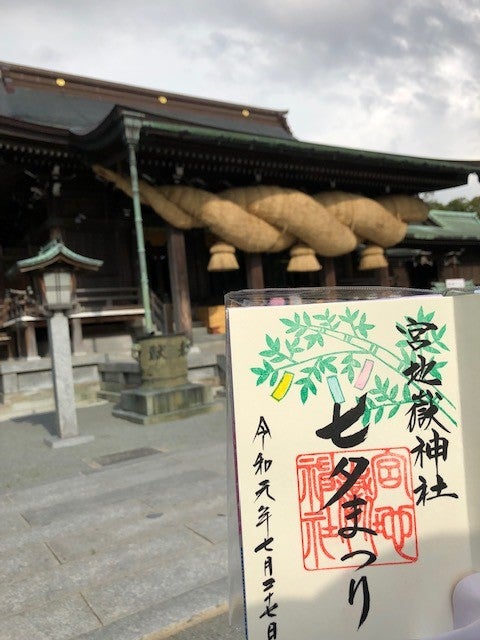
xmin=16 ymin=240 xmax=103 ymax=447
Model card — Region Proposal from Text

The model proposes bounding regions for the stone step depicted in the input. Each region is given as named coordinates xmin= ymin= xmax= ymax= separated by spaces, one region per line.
xmin=75 ymin=578 xmax=228 ymax=640
xmin=73 ymin=578 xmax=227 ymax=640
xmin=42 ymin=496 xmax=227 ymax=565
xmin=0 ymin=568 xmax=227 ymax=640
xmin=0 ymin=525 xmax=226 ymax=616
xmin=0 ymin=439 xmax=226 ymax=515
xmin=82 ymin=543 xmax=227 ymax=626
xmin=0 ymin=474 xmax=226 ymax=555
xmin=0 ymin=383 xmax=102 ymax=422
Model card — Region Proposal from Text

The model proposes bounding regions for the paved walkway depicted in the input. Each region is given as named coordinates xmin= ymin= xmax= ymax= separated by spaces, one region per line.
xmin=0 ymin=400 xmax=243 ymax=639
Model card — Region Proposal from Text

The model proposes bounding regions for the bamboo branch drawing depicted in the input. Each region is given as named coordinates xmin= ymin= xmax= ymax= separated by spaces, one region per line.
xmin=250 ymin=305 xmax=455 ymax=429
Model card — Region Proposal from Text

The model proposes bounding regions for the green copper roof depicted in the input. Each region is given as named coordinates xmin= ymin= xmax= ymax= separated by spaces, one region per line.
xmin=140 ymin=118 xmax=480 ymax=173
xmin=16 ymin=240 xmax=103 ymax=273
xmin=406 ymin=210 xmax=480 ymax=241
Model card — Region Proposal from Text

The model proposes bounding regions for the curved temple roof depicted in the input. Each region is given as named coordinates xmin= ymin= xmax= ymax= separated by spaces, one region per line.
xmin=0 ymin=60 xmax=478 ymax=196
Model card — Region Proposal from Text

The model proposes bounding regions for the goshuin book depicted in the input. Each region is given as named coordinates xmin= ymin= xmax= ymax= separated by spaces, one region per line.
xmin=226 ymin=288 xmax=480 ymax=640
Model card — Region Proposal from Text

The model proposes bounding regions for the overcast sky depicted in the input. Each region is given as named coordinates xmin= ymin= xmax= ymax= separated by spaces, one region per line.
xmin=1 ymin=0 xmax=479 ymax=202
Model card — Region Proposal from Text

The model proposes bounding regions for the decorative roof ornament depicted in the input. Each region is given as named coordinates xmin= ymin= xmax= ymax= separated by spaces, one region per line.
xmin=16 ymin=239 xmax=103 ymax=273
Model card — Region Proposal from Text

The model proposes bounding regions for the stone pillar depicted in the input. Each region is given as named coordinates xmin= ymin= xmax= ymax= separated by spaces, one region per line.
xmin=47 ymin=311 xmax=78 ymax=439
xmin=71 ymin=317 xmax=85 ymax=355
xmin=15 ymin=322 xmax=39 ymax=359
xmin=25 ymin=324 xmax=39 ymax=359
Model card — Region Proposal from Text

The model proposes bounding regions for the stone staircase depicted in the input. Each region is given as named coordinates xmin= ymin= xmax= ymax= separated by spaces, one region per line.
xmin=0 ymin=413 xmax=229 ymax=639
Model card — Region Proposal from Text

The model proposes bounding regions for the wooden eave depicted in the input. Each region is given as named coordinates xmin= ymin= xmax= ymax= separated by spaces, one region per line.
xmin=0 ymin=115 xmax=69 ymax=146
xmin=135 ymin=118 xmax=479 ymax=195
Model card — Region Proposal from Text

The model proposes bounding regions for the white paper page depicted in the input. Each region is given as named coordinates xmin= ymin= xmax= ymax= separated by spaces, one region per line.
xmin=227 ymin=294 xmax=480 ymax=640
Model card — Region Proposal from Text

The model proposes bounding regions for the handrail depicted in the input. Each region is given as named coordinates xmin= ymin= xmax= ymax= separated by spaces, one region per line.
xmin=74 ymin=286 xmax=141 ymax=309
xmin=150 ymin=290 xmax=173 ymax=334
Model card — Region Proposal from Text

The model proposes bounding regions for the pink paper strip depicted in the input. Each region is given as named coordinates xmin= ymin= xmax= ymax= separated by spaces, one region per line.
xmin=355 ymin=359 xmax=374 ymax=390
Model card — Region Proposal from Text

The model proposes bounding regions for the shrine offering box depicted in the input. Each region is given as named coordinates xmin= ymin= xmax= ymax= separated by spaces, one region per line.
xmin=225 ymin=287 xmax=480 ymax=640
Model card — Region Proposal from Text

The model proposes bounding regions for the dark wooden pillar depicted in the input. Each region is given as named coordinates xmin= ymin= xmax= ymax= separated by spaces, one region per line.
xmin=0 ymin=246 xmax=5 ymax=298
xmin=245 ymin=253 xmax=264 ymax=289
xmin=377 ymin=267 xmax=390 ymax=287
xmin=167 ymin=226 xmax=192 ymax=342
xmin=322 ymin=258 xmax=337 ymax=287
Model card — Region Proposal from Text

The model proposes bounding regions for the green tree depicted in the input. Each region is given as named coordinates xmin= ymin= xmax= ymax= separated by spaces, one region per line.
xmin=421 ymin=195 xmax=480 ymax=213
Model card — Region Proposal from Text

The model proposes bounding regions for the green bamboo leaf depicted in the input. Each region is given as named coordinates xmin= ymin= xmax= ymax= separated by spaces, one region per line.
xmin=390 ymin=384 xmax=399 ymax=400
xmin=295 ymin=326 xmax=308 ymax=338
xmin=374 ymin=406 xmax=384 ymax=424
xmin=304 ymin=333 xmax=323 ymax=349
xmin=300 ymin=385 xmax=309 ymax=404
xmin=388 ymin=405 xmax=400 ymax=418
xmin=396 ymin=323 xmax=407 ymax=334
xmin=323 ymin=360 xmax=337 ymax=373
xmin=362 ymin=408 xmax=371 ymax=426
xmin=251 ymin=368 xmax=269 ymax=385
xmin=358 ymin=326 xmax=367 ymax=338
xmin=281 ymin=317 xmax=298 ymax=328
xmin=259 ymin=349 xmax=276 ymax=357
xmin=265 ymin=335 xmax=280 ymax=351
xmin=270 ymin=371 xmax=279 ymax=387
xmin=303 ymin=312 xmax=312 ymax=326
xmin=423 ymin=345 xmax=440 ymax=354
xmin=301 ymin=366 xmax=314 ymax=374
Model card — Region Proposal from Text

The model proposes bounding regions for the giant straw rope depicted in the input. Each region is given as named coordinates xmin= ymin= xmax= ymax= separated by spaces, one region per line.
xmin=93 ymin=165 xmax=428 ymax=257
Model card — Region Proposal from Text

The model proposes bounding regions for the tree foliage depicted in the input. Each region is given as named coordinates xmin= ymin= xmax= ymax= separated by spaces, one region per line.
xmin=421 ymin=195 xmax=480 ymax=213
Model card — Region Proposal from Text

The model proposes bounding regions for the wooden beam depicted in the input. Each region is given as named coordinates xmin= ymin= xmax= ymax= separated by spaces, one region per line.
xmin=245 ymin=253 xmax=264 ymax=289
xmin=167 ymin=226 xmax=192 ymax=342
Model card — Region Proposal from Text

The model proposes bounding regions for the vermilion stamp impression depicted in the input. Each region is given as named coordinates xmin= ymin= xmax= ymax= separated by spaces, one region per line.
xmin=297 ymin=447 xmax=418 ymax=571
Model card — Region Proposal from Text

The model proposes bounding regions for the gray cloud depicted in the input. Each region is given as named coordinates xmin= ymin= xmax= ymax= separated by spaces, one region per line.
xmin=0 ymin=0 xmax=479 ymax=201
